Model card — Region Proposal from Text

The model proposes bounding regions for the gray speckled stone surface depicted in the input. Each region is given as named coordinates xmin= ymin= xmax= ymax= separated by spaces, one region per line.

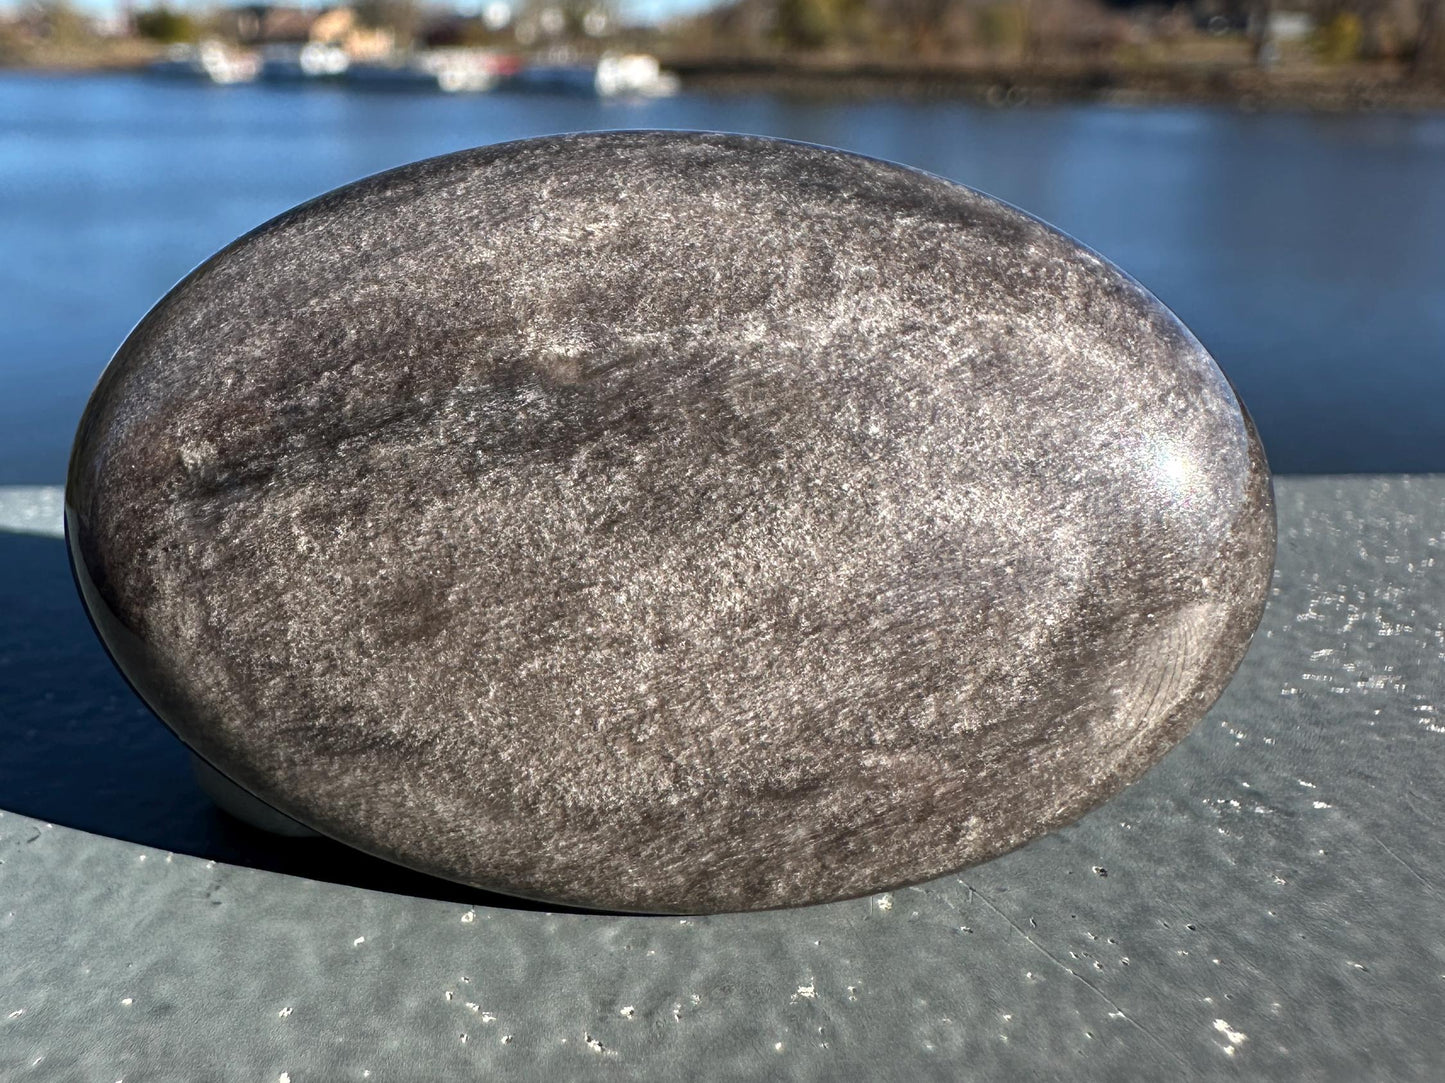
xmin=66 ymin=131 xmax=1273 ymax=913
xmin=2 ymin=475 xmax=1444 ymax=1078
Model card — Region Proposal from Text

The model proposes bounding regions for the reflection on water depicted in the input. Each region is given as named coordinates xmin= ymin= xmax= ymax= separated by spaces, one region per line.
xmin=2 ymin=73 xmax=1443 ymax=479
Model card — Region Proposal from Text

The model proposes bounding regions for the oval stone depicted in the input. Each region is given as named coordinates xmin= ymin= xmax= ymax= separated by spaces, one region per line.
xmin=67 ymin=132 xmax=1275 ymax=913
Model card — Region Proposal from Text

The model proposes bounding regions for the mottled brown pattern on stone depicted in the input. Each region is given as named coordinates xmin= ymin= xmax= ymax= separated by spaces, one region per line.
xmin=67 ymin=132 xmax=1275 ymax=913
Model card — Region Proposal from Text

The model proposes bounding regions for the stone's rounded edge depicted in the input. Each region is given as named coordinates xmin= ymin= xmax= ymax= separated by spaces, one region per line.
xmin=63 ymin=131 xmax=1282 ymax=915
xmin=1238 ymin=397 xmax=1279 ymax=635
xmin=190 ymin=754 xmax=319 ymax=837
xmin=63 ymin=498 xmax=293 ymax=834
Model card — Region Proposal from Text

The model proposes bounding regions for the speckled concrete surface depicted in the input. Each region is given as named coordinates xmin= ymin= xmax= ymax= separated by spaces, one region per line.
xmin=2 ymin=474 xmax=1442 ymax=1079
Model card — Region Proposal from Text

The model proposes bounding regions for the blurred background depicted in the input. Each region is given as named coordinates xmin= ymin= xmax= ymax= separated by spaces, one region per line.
xmin=1 ymin=0 xmax=1443 ymax=480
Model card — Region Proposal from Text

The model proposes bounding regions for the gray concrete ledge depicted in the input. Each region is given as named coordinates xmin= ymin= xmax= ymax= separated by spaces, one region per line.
xmin=2 ymin=475 xmax=1443 ymax=1080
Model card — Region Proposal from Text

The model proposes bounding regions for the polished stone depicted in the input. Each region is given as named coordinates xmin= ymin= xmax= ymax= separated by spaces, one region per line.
xmin=66 ymin=131 xmax=1275 ymax=913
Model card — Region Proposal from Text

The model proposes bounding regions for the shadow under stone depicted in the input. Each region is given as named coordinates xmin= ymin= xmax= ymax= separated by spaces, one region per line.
xmin=0 ymin=530 xmax=614 ymax=915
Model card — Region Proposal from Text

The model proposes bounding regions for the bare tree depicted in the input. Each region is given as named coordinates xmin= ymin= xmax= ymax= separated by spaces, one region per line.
xmin=1416 ymin=0 xmax=1444 ymax=75
xmin=1249 ymin=0 xmax=1275 ymax=64
xmin=882 ymin=0 xmax=956 ymax=56
xmin=355 ymin=0 xmax=422 ymax=48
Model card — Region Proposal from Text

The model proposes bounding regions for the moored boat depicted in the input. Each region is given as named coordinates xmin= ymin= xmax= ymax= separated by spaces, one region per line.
xmin=512 ymin=52 xmax=678 ymax=98
xmin=259 ymin=42 xmax=350 ymax=81
xmin=347 ymin=49 xmax=519 ymax=93
xmin=149 ymin=41 xmax=261 ymax=85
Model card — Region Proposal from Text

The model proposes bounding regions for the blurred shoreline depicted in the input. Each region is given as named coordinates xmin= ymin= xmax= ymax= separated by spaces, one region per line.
xmin=0 ymin=39 xmax=165 ymax=72
xmin=666 ymin=55 xmax=1445 ymax=109
xmin=4 ymin=47 xmax=1442 ymax=110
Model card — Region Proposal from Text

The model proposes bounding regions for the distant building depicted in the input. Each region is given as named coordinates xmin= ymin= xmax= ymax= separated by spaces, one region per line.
xmin=227 ymin=5 xmax=393 ymax=59
xmin=230 ymin=4 xmax=321 ymax=44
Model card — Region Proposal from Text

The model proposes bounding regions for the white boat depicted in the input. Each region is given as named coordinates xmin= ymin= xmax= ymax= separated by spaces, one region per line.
xmin=347 ymin=50 xmax=516 ymax=94
xmin=149 ymin=41 xmax=261 ymax=85
xmin=259 ymin=43 xmax=350 ymax=82
xmin=596 ymin=54 xmax=679 ymax=98
xmin=514 ymin=53 xmax=678 ymax=99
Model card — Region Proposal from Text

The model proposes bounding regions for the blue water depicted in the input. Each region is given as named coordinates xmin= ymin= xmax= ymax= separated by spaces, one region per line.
xmin=3 ymin=72 xmax=1444 ymax=480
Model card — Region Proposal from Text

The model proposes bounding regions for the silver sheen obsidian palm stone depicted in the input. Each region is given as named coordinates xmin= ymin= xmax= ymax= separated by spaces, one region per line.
xmin=67 ymin=131 xmax=1275 ymax=914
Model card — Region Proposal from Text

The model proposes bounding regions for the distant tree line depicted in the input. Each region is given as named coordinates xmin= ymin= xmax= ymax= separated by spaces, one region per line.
xmin=2 ymin=0 xmax=1442 ymax=76
xmin=681 ymin=0 xmax=1445 ymax=70
xmin=133 ymin=7 xmax=197 ymax=43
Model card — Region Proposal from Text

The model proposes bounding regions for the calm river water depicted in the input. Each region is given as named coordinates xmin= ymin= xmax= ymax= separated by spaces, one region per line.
xmin=3 ymin=72 xmax=1443 ymax=480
